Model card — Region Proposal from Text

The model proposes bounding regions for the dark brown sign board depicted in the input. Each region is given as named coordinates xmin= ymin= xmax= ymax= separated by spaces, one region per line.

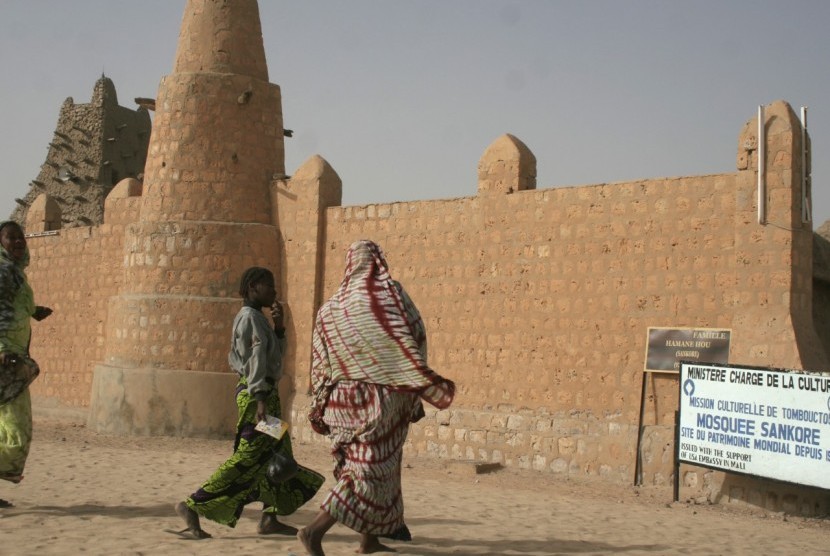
xmin=645 ymin=327 xmax=731 ymax=372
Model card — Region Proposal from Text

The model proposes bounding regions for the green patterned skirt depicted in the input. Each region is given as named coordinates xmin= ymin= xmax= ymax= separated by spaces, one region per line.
xmin=185 ymin=379 xmax=324 ymax=527
xmin=0 ymin=388 xmax=31 ymax=479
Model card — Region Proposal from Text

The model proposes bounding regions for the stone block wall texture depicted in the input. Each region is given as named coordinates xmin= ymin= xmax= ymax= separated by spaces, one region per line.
xmin=286 ymin=176 xmax=743 ymax=476
xmin=282 ymin=101 xmax=828 ymax=513
xmin=25 ymin=194 xmax=139 ymax=407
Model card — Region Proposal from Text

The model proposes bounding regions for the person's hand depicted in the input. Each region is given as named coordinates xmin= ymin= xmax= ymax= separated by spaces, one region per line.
xmin=271 ymin=300 xmax=285 ymax=331
xmin=33 ymin=306 xmax=53 ymax=321
xmin=0 ymin=352 xmax=18 ymax=367
xmin=256 ymin=400 xmax=268 ymax=424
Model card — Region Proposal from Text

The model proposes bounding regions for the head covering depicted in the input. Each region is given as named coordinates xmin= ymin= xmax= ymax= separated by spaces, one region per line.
xmin=0 ymin=221 xmax=29 ymax=269
xmin=310 ymin=240 xmax=454 ymax=411
xmin=0 ymin=221 xmax=31 ymax=339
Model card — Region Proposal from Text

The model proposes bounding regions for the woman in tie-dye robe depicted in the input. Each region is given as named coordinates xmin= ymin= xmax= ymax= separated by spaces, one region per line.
xmin=298 ymin=240 xmax=455 ymax=556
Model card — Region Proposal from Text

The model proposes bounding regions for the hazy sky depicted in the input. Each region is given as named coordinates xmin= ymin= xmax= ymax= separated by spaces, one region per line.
xmin=1 ymin=1 xmax=829 ymax=226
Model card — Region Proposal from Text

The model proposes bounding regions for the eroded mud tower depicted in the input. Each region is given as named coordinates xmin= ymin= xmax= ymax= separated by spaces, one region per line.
xmin=88 ymin=0 xmax=285 ymax=436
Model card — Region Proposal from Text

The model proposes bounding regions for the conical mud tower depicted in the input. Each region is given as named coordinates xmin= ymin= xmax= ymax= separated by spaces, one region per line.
xmin=88 ymin=0 xmax=285 ymax=436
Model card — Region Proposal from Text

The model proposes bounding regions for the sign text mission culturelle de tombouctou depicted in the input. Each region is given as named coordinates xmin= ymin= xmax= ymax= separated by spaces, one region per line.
xmin=678 ymin=362 xmax=830 ymax=490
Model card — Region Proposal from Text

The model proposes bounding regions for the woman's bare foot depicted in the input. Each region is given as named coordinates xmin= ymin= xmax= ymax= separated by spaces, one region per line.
xmin=174 ymin=501 xmax=212 ymax=539
xmin=298 ymin=527 xmax=325 ymax=556
xmin=358 ymin=534 xmax=395 ymax=554
xmin=258 ymin=513 xmax=298 ymax=535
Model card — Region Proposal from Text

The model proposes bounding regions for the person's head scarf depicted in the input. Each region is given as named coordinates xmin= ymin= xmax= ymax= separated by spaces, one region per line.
xmin=311 ymin=240 xmax=454 ymax=410
xmin=0 ymin=221 xmax=29 ymax=269
xmin=0 ymin=221 xmax=30 ymax=334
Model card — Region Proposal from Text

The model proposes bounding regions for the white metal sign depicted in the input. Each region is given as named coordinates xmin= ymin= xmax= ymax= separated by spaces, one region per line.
xmin=678 ymin=362 xmax=830 ymax=490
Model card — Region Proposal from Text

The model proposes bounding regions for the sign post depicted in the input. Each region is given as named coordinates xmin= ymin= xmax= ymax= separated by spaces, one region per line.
xmin=635 ymin=327 xmax=731 ymax=486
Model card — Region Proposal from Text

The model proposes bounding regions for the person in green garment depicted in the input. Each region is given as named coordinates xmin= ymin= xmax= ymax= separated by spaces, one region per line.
xmin=174 ymin=267 xmax=324 ymax=539
xmin=0 ymin=221 xmax=52 ymax=508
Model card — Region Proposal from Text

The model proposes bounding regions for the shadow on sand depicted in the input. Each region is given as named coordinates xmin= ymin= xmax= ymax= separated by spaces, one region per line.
xmin=3 ymin=504 xmax=670 ymax=553
xmin=394 ymin=535 xmax=669 ymax=555
xmin=3 ymin=503 xmax=174 ymax=519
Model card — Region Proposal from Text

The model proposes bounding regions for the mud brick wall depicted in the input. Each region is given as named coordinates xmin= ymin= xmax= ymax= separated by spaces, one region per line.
xmin=24 ymin=190 xmax=141 ymax=407
xmin=284 ymin=102 xmax=827 ymax=514
xmin=288 ymin=175 xmax=744 ymax=481
xmin=20 ymin=97 xmax=828 ymax=512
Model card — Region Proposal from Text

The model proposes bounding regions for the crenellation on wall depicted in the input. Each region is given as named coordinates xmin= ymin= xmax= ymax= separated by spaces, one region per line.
xmin=478 ymin=134 xmax=537 ymax=195
xmin=25 ymin=194 xmax=62 ymax=233
xmin=274 ymin=154 xmax=342 ymax=412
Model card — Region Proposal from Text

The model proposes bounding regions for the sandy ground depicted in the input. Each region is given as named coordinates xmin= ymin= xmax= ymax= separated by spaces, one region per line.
xmin=0 ymin=419 xmax=827 ymax=556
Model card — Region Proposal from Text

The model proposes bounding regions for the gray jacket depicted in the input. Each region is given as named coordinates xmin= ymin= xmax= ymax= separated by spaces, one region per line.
xmin=228 ymin=306 xmax=286 ymax=400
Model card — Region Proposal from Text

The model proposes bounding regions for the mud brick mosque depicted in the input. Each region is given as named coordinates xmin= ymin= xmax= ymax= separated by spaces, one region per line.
xmin=9 ymin=0 xmax=830 ymax=514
